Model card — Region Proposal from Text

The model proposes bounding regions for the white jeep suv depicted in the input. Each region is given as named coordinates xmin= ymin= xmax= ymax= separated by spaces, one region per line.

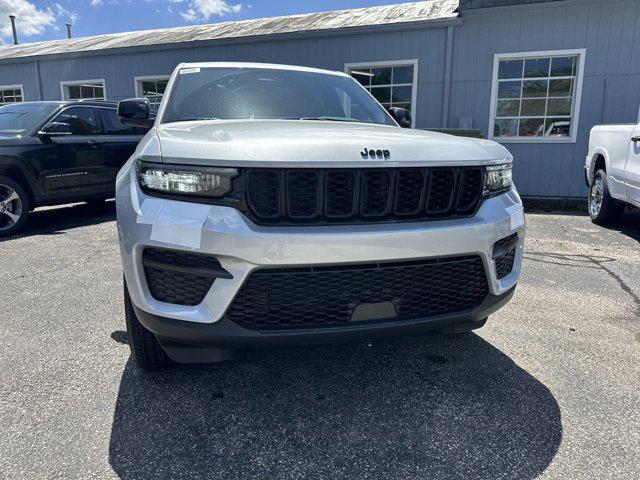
xmin=116 ymin=62 xmax=525 ymax=370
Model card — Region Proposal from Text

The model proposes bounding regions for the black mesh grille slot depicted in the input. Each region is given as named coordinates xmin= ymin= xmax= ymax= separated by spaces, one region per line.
xmin=395 ymin=169 xmax=426 ymax=215
xmin=361 ymin=170 xmax=391 ymax=217
xmin=493 ymin=234 xmax=518 ymax=279
xmin=247 ymin=170 xmax=279 ymax=218
xmin=287 ymin=171 xmax=318 ymax=218
xmin=426 ymin=169 xmax=456 ymax=213
xmin=495 ymin=249 xmax=516 ymax=279
xmin=325 ymin=170 xmax=355 ymax=218
xmin=227 ymin=256 xmax=489 ymax=330
xmin=456 ymin=168 xmax=484 ymax=212
xmin=142 ymin=248 xmax=230 ymax=306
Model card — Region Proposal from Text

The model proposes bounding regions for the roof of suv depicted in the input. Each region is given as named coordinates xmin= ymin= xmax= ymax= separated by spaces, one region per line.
xmin=175 ymin=62 xmax=349 ymax=77
xmin=16 ymin=100 xmax=119 ymax=109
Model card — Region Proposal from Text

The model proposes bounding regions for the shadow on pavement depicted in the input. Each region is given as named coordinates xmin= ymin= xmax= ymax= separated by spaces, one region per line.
xmin=0 ymin=201 xmax=115 ymax=241
xmin=109 ymin=333 xmax=562 ymax=479
xmin=605 ymin=208 xmax=640 ymax=243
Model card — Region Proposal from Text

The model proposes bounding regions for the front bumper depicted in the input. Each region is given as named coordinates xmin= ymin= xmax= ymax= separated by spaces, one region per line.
xmin=117 ymin=161 xmax=525 ymax=342
xmin=133 ymin=287 xmax=515 ymax=362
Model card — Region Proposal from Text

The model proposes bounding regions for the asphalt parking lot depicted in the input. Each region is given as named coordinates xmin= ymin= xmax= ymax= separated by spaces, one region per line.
xmin=1 ymin=203 xmax=639 ymax=479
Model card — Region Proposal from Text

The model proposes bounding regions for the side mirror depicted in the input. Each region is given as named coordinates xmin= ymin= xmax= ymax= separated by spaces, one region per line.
xmin=38 ymin=121 xmax=72 ymax=136
xmin=388 ymin=107 xmax=412 ymax=129
xmin=118 ymin=98 xmax=153 ymax=128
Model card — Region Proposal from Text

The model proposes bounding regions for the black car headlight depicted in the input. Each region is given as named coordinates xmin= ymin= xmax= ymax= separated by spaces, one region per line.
xmin=137 ymin=161 xmax=238 ymax=198
xmin=484 ymin=163 xmax=512 ymax=196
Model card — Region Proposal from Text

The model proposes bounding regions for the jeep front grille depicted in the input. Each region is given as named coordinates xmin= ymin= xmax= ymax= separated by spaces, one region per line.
xmin=226 ymin=256 xmax=489 ymax=330
xmin=243 ymin=167 xmax=484 ymax=225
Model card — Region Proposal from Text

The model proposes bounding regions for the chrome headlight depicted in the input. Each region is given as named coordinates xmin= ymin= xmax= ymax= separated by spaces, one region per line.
xmin=484 ymin=163 xmax=512 ymax=196
xmin=137 ymin=161 xmax=238 ymax=198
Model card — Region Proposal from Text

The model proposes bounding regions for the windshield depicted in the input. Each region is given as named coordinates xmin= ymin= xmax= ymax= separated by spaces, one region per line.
xmin=162 ymin=67 xmax=397 ymax=126
xmin=0 ymin=103 xmax=59 ymax=134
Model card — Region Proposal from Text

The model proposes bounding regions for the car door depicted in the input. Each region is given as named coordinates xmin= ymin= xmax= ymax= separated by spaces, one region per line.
xmin=96 ymin=107 xmax=147 ymax=184
xmin=625 ymin=123 xmax=640 ymax=206
xmin=38 ymin=106 xmax=109 ymax=199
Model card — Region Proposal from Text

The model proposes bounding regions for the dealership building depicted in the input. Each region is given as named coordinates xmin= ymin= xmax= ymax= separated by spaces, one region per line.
xmin=0 ymin=0 xmax=638 ymax=198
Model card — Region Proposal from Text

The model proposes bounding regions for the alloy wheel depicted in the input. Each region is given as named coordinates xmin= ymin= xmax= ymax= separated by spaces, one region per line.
xmin=589 ymin=177 xmax=603 ymax=217
xmin=0 ymin=183 xmax=23 ymax=231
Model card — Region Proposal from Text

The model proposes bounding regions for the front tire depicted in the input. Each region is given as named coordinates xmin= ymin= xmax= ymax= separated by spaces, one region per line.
xmin=0 ymin=175 xmax=30 ymax=238
xmin=124 ymin=279 xmax=172 ymax=371
xmin=588 ymin=169 xmax=624 ymax=225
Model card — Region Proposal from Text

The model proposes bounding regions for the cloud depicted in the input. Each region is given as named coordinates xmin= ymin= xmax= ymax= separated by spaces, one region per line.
xmin=90 ymin=0 xmax=103 ymax=5
xmin=54 ymin=3 xmax=79 ymax=23
xmin=0 ymin=0 xmax=55 ymax=38
xmin=179 ymin=0 xmax=242 ymax=22
xmin=0 ymin=0 xmax=78 ymax=41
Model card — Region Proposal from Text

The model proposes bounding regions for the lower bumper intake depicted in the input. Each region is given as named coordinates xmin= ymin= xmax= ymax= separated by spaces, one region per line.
xmin=132 ymin=287 xmax=516 ymax=363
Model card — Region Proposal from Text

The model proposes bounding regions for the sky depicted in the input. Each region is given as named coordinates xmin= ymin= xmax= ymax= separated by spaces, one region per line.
xmin=0 ymin=0 xmax=418 ymax=45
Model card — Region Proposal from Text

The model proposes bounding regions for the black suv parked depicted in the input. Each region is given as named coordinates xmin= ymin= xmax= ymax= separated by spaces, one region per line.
xmin=0 ymin=100 xmax=149 ymax=236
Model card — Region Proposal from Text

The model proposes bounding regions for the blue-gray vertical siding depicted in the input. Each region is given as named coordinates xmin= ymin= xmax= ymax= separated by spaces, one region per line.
xmin=0 ymin=0 xmax=637 ymax=198
xmin=31 ymin=27 xmax=449 ymax=130
xmin=450 ymin=0 xmax=640 ymax=197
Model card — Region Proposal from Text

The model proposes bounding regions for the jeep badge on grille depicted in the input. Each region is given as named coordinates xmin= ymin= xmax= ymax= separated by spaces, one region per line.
xmin=361 ymin=148 xmax=391 ymax=160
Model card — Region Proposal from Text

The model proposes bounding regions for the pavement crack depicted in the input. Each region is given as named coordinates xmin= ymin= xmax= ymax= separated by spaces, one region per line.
xmin=525 ymin=251 xmax=640 ymax=317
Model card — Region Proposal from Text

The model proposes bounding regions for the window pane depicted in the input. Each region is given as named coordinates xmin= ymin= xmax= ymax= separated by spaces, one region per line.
xmin=522 ymin=80 xmax=548 ymax=98
xmin=519 ymin=118 xmax=544 ymax=137
xmin=393 ymin=66 xmax=413 ymax=84
xmin=494 ymin=119 xmax=519 ymax=137
xmin=524 ymin=58 xmax=550 ymax=78
xmin=549 ymin=79 xmax=573 ymax=97
xmin=94 ymin=85 xmax=104 ymax=99
xmin=68 ymin=85 xmax=81 ymax=99
xmin=498 ymin=81 xmax=521 ymax=99
xmin=371 ymin=67 xmax=392 ymax=85
xmin=544 ymin=118 xmax=571 ymax=137
xmin=99 ymin=108 xmax=147 ymax=135
xmin=349 ymin=69 xmax=371 ymax=87
xmin=547 ymin=98 xmax=572 ymax=116
xmin=521 ymin=99 xmax=546 ymax=116
xmin=498 ymin=60 xmax=523 ymax=79
xmin=496 ymin=99 xmax=520 ymax=117
xmin=142 ymin=81 xmax=157 ymax=95
xmin=391 ymin=85 xmax=412 ymax=103
xmin=54 ymin=107 xmax=100 ymax=135
xmin=550 ymin=57 xmax=576 ymax=77
xmin=81 ymin=85 xmax=94 ymax=98
xmin=156 ymin=81 xmax=167 ymax=94
xmin=394 ymin=102 xmax=411 ymax=112
xmin=370 ymin=86 xmax=391 ymax=103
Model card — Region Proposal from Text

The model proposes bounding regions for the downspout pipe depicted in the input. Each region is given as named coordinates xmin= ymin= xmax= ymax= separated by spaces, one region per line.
xmin=34 ymin=60 xmax=44 ymax=101
xmin=442 ymin=24 xmax=454 ymax=128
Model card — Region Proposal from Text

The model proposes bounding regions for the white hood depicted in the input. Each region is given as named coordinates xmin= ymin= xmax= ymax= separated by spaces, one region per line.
xmin=146 ymin=120 xmax=511 ymax=168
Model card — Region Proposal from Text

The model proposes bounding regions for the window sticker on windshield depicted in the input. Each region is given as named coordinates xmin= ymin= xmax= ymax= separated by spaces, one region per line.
xmin=180 ymin=67 xmax=200 ymax=75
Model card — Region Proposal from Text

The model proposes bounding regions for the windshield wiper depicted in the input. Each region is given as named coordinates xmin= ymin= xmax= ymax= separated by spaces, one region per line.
xmin=165 ymin=117 xmax=220 ymax=123
xmin=299 ymin=116 xmax=361 ymax=123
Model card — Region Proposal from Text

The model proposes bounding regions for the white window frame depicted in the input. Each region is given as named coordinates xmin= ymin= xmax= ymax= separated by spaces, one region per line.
xmin=344 ymin=59 xmax=419 ymax=128
xmin=488 ymin=49 xmax=586 ymax=143
xmin=60 ymin=79 xmax=107 ymax=101
xmin=134 ymin=75 xmax=170 ymax=98
xmin=0 ymin=84 xmax=24 ymax=105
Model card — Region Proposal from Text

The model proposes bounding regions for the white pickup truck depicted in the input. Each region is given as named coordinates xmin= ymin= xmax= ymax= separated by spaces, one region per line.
xmin=585 ymin=122 xmax=640 ymax=224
